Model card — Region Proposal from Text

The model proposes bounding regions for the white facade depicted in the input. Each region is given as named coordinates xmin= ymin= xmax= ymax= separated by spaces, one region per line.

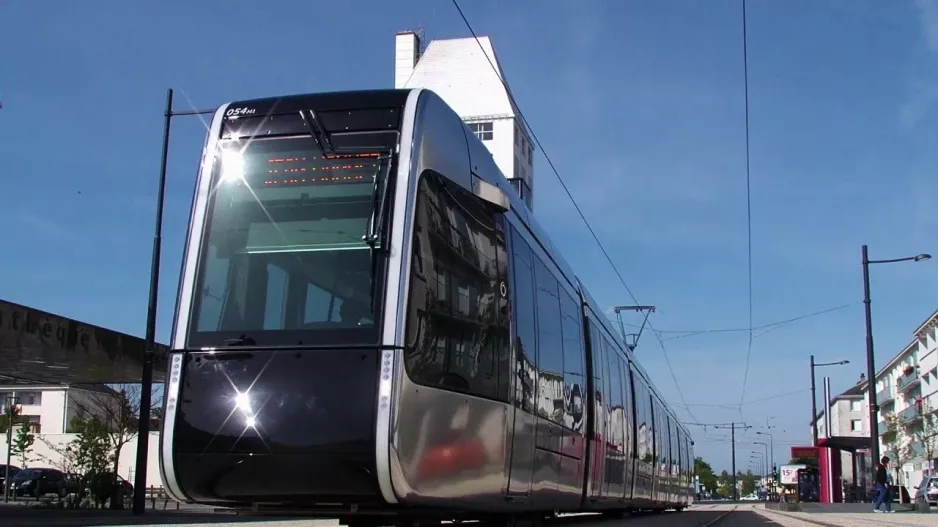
xmin=811 ymin=375 xmax=870 ymax=484
xmin=0 ymin=383 xmax=163 ymax=487
xmin=0 ymin=431 xmax=162 ymax=487
xmin=0 ymin=384 xmax=115 ymax=435
xmin=873 ymin=308 xmax=938 ymax=493
xmin=394 ymin=31 xmax=536 ymax=209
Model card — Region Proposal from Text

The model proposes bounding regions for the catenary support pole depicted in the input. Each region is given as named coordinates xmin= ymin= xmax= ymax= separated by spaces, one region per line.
xmin=810 ymin=354 xmax=818 ymax=446
xmin=862 ymin=245 xmax=880 ymax=470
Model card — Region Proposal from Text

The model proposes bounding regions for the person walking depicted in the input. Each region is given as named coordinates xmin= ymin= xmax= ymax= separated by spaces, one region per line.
xmin=873 ymin=456 xmax=894 ymax=513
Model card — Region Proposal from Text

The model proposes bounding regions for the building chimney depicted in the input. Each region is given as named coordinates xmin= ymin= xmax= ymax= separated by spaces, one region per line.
xmin=395 ymin=31 xmax=421 ymax=89
xmin=858 ymin=373 xmax=866 ymax=385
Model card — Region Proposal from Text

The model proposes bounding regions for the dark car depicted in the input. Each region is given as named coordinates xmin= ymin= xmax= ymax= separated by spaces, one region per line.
xmin=9 ymin=468 xmax=68 ymax=498
xmin=0 ymin=464 xmax=21 ymax=490
xmin=914 ymin=475 xmax=938 ymax=506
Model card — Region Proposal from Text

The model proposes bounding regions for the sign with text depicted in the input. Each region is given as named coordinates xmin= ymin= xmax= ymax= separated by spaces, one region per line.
xmin=780 ymin=464 xmax=806 ymax=485
xmin=790 ymin=446 xmax=819 ymax=460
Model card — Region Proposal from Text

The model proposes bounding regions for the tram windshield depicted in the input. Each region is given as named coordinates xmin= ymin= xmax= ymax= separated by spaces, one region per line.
xmin=187 ymin=133 xmax=396 ymax=348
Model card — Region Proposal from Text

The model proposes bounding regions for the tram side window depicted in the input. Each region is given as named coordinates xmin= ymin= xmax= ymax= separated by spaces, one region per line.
xmin=656 ymin=401 xmax=666 ymax=473
xmin=618 ymin=354 xmax=632 ymax=452
xmin=669 ymin=418 xmax=678 ymax=482
xmin=559 ymin=289 xmax=585 ymax=433
xmin=510 ymin=226 xmax=538 ymax=412
xmin=632 ymin=375 xmax=650 ymax=463
xmin=589 ymin=323 xmax=605 ymax=439
xmin=605 ymin=341 xmax=624 ymax=460
xmin=402 ymin=171 xmax=509 ymax=400
xmin=533 ymin=257 xmax=564 ymax=424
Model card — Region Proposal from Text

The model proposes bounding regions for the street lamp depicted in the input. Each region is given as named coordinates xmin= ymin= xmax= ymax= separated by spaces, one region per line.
xmin=862 ymin=246 xmax=931 ymax=469
xmin=810 ymin=356 xmax=849 ymax=445
xmin=751 ymin=451 xmax=765 ymax=477
xmin=3 ymin=395 xmax=19 ymax=503
xmin=756 ymin=431 xmax=774 ymax=471
xmin=132 ymin=89 xmax=215 ymax=515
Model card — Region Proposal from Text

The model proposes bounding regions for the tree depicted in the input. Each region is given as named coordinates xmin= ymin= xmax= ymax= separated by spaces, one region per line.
xmin=881 ymin=412 xmax=910 ymax=485
xmin=67 ymin=416 xmax=113 ymax=508
xmin=694 ymin=457 xmax=718 ymax=493
xmin=911 ymin=400 xmax=937 ymax=464
xmin=717 ymin=470 xmax=732 ymax=496
xmin=740 ymin=470 xmax=758 ymax=496
xmin=11 ymin=421 xmax=35 ymax=467
xmin=70 ymin=384 xmax=162 ymax=484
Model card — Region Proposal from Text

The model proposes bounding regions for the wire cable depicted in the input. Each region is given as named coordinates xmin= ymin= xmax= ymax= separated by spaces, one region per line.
xmin=657 ymin=303 xmax=859 ymax=341
xmin=738 ymin=0 xmax=756 ymax=408
xmin=449 ymin=0 xmax=700 ymax=424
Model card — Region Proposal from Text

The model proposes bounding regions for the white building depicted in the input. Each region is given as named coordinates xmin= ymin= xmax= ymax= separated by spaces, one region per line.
xmin=0 ymin=384 xmax=117 ymax=434
xmin=394 ymin=30 xmax=536 ymax=209
xmin=873 ymin=308 xmax=938 ymax=492
xmin=811 ymin=374 xmax=870 ymax=486
xmin=0 ymin=383 xmax=163 ymax=487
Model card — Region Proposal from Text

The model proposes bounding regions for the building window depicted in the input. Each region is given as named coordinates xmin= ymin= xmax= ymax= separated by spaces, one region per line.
xmin=468 ymin=122 xmax=493 ymax=141
xmin=851 ymin=419 xmax=862 ymax=432
xmin=850 ymin=400 xmax=861 ymax=412
xmin=515 ymin=124 xmax=520 ymax=146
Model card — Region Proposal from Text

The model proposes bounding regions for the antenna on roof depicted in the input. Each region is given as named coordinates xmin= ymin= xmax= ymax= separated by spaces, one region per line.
xmin=613 ymin=305 xmax=656 ymax=352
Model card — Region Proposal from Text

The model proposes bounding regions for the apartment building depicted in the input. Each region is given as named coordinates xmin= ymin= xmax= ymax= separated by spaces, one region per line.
xmin=394 ymin=30 xmax=536 ymax=209
xmin=873 ymin=308 xmax=938 ymax=490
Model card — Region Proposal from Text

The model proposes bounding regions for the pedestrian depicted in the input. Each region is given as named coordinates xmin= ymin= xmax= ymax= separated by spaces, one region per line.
xmin=873 ymin=456 xmax=894 ymax=513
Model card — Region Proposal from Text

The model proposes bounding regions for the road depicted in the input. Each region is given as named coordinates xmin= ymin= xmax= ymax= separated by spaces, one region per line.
xmin=0 ymin=503 xmax=931 ymax=527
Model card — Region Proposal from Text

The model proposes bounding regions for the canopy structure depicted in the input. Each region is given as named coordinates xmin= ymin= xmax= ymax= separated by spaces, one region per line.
xmin=817 ymin=436 xmax=873 ymax=453
xmin=0 ymin=299 xmax=168 ymax=385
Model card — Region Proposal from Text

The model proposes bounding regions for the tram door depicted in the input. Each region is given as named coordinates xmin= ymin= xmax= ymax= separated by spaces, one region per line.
xmin=505 ymin=224 xmax=537 ymax=497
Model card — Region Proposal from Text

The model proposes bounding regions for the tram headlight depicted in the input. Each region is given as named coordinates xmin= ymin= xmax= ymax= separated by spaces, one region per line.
xmin=234 ymin=392 xmax=251 ymax=413
xmin=220 ymin=151 xmax=244 ymax=183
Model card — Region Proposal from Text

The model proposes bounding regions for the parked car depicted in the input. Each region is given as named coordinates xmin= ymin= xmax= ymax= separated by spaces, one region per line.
xmin=913 ymin=475 xmax=938 ymax=506
xmin=9 ymin=468 xmax=68 ymax=498
xmin=0 ymin=464 xmax=21 ymax=491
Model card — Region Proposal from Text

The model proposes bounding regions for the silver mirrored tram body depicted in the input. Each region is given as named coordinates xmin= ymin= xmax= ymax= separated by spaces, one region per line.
xmin=159 ymin=88 xmax=695 ymax=519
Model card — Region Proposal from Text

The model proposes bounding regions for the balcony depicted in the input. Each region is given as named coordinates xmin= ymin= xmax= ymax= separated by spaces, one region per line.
xmin=877 ymin=386 xmax=895 ymax=404
xmin=896 ymin=369 xmax=921 ymax=393
xmin=898 ymin=403 xmax=920 ymax=422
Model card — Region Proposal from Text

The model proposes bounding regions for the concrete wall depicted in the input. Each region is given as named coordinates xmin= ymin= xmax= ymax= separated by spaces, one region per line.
xmin=0 ymin=431 xmax=163 ymax=488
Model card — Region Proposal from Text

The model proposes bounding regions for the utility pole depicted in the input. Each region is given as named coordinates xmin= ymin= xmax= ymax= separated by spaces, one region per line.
xmin=708 ymin=422 xmax=752 ymax=501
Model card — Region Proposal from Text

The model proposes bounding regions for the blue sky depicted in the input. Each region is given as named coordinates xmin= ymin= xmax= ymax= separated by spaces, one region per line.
xmin=2 ymin=0 xmax=937 ymax=473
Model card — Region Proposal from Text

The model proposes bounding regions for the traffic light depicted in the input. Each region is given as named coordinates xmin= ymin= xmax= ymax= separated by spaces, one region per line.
xmin=771 ymin=465 xmax=778 ymax=480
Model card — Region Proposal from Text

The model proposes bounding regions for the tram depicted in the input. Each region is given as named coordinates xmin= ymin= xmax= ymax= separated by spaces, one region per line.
xmin=158 ymin=89 xmax=694 ymax=523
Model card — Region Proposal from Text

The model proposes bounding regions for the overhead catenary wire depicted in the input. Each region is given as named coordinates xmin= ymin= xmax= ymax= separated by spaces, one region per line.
xmin=677 ymin=388 xmax=811 ymax=410
xmin=737 ymin=0 xmax=756 ymax=409
xmin=449 ymin=0 xmax=700 ymax=424
xmin=617 ymin=302 xmax=859 ymax=339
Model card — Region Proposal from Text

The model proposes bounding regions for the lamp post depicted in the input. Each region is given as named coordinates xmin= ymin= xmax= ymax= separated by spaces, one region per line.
xmin=3 ymin=395 xmax=19 ymax=503
xmin=756 ymin=431 xmax=774 ymax=471
xmin=862 ymin=246 xmax=931 ymax=469
xmin=132 ymin=89 xmax=215 ymax=515
xmin=810 ymin=356 xmax=849 ymax=445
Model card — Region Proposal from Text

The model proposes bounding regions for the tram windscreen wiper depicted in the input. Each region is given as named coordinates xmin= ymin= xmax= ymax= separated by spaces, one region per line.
xmin=298 ymin=109 xmax=334 ymax=154
xmin=223 ymin=335 xmax=257 ymax=346
xmin=363 ymin=154 xmax=392 ymax=313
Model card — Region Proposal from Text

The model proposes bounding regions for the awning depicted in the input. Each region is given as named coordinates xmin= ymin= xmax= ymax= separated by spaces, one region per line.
xmin=0 ymin=299 xmax=168 ymax=385
xmin=817 ymin=436 xmax=873 ymax=452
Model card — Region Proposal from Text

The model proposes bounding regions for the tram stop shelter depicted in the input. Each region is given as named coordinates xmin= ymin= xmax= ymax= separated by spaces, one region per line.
xmin=813 ymin=438 xmax=874 ymax=503
xmin=0 ymin=299 xmax=168 ymax=385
